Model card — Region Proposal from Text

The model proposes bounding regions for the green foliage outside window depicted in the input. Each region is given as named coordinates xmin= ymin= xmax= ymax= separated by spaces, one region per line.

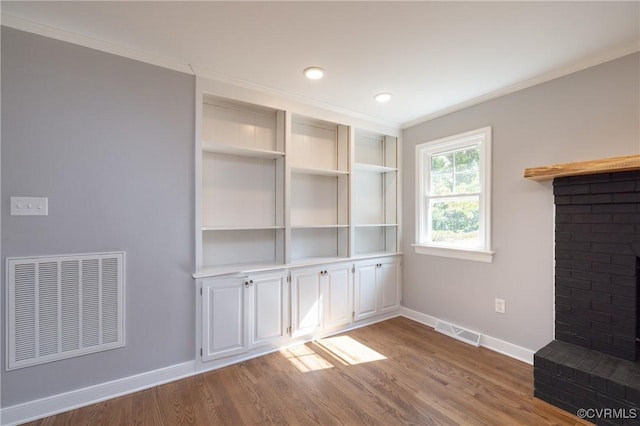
xmin=430 ymin=198 xmax=479 ymax=245
xmin=428 ymin=147 xmax=480 ymax=246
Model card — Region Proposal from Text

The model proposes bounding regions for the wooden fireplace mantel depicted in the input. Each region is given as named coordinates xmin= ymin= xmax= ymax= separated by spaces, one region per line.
xmin=523 ymin=154 xmax=640 ymax=182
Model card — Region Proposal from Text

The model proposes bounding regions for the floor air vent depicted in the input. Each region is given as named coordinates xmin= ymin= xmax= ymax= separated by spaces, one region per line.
xmin=434 ymin=320 xmax=481 ymax=347
xmin=7 ymin=252 xmax=125 ymax=370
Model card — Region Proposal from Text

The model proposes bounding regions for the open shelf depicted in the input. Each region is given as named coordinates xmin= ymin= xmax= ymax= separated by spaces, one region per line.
xmin=353 ymin=224 xmax=397 ymax=228
xmin=196 ymin=90 xmax=401 ymax=275
xmin=202 ymin=229 xmax=284 ymax=270
xmin=290 ymin=227 xmax=349 ymax=262
xmin=351 ymin=129 xmax=398 ymax=257
xmin=199 ymin=95 xmax=285 ymax=272
xmin=353 ymin=163 xmax=397 ymax=173
xmin=290 ymin=115 xmax=349 ymax=172
xmin=352 ymin=170 xmax=396 ymax=226
xmin=291 ymin=224 xmax=349 ymax=229
xmin=291 ymin=166 xmax=349 ymax=177
xmin=290 ymin=173 xmax=348 ymax=229
xmin=202 ymin=141 xmax=284 ymax=159
xmin=285 ymin=115 xmax=350 ymax=263
xmin=202 ymin=95 xmax=284 ymax=153
xmin=202 ymin=226 xmax=285 ymax=231
xmin=202 ymin=152 xmax=283 ymax=229
xmin=354 ymin=130 xmax=397 ymax=169
xmin=353 ymin=226 xmax=397 ymax=256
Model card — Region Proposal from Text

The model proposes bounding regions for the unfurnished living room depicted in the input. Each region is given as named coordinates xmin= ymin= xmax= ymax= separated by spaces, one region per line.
xmin=1 ymin=1 xmax=639 ymax=425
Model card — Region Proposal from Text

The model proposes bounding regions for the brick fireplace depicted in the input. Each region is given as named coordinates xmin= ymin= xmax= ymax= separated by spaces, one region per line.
xmin=532 ymin=168 xmax=640 ymax=424
xmin=554 ymin=172 xmax=639 ymax=361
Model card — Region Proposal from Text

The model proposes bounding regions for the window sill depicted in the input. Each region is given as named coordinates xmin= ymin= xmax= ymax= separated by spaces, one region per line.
xmin=412 ymin=244 xmax=494 ymax=263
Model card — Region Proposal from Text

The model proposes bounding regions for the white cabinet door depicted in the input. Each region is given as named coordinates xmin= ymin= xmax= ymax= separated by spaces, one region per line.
xmin=201 ymin=277 xmax=248 ymax=361
xmin=354 ymin=257 xmax=401 ymax=321
xmin=379 ymin=260 xmax=401 ymax=313
xmin=324 ymin=263 xmax=353 ymax=328
xmin=291 ymin=267 xmax=322 ymax=338
xmin=354 ymin=263 xmax=378 ymax=321
xmin=250 ymin=272 xmax=289 ymax=348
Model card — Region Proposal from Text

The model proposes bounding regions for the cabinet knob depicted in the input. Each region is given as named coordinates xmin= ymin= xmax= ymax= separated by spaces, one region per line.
xmin=244 ymin=281 xmax=250 ymax=288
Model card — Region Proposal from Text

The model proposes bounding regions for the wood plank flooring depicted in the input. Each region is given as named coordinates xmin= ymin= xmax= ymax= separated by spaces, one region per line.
xmin=24 ymin=317 xmax=590 ymax=425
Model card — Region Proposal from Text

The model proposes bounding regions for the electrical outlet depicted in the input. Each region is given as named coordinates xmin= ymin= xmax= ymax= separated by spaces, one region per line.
xmin=495 ymin=298 xmax=506 ymax=314
xmin=10 ymin=197 xmax=48 ymax=216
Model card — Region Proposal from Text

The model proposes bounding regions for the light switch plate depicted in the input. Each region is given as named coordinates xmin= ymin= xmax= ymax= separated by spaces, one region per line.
xmin=10 ymin=197 xmax=48 ymax=216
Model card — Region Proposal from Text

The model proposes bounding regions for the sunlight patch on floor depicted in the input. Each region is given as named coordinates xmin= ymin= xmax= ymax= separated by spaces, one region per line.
xmin=315 ymin=335 xmax=387 ymax=365
xmin=281 ymin=344 xmax=334 ymax=373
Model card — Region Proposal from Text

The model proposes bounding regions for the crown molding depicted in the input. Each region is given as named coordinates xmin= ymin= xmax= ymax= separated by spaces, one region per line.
xmin=0 ymin=12 xmax=401 ymax=130
xmin=401 ymin=40 xmax=640 ymax=129
xmin=0 ymin=13 xmax=193 ymax=74
xmin=3 ymin=11 xmax=635 ymax=132
xmin=191 ymin=65 xmax=400 ymax=130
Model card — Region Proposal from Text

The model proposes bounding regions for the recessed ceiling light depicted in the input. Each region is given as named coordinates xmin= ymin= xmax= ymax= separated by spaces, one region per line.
xmin=374 ymin=93 xmax=392 ymax=103
xmin=304 ymin=67 xmax=325 ymax=80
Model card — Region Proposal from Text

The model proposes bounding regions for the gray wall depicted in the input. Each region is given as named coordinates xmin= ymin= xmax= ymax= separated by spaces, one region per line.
xmin=402 ymin=53 xmax=640 ymax=353
xmin=1 ymin=24 xmax=637 ymax=410
xmin=1 ymin=28 xmax=195 ymax=406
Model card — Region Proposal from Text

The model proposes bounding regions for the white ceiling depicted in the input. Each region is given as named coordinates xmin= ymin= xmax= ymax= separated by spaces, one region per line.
xmin=2 ymin=1 xmax=639 ymax=128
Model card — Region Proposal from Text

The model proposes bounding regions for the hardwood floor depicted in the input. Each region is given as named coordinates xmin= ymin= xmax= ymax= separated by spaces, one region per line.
xmin=24 ymin=317 xmax=590 ymax=425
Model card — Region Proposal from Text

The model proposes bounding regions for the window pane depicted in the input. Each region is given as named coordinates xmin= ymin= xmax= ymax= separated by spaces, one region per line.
xmin=431 ymin=153 xmax=453 ymax=173
xmin=454 ymin=170 xmax=480 ymax=193
xmin=429 ymin=197 xmax=480 ymax=247
xmin=454 ymin=148 xmax=479 ymax=172
xmin=431 ymin=174 xmax=453 ymax=195
xmin=454 ymin=148 xmax=480 ymax=193
xmin=430 ymin=153 xmax=453 ymax=195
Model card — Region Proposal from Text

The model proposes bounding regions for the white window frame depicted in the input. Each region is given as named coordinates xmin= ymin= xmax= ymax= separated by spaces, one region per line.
xmin=413 ymin=127 xmax=494 ymax=263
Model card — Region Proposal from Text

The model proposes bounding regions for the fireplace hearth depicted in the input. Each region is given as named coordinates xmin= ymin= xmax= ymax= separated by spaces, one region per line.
xmin=532 ymin=170 xmax=640 ymax=424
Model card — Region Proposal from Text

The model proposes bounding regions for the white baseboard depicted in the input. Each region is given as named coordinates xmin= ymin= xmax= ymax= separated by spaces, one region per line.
xmin=400 ymin=307 xmax=534 ymax=365
xmin=1 ymin=308 xmax=534 ymax=425
xmin=479 ymin=334 xmax=534 ymax=365
xmin=1 ymin=312 xmax=401 ymax=426
xmin=0 ymin=360 xmax=196 ymax=426
xmin=399 ymin=307 xmax=438 ymax=328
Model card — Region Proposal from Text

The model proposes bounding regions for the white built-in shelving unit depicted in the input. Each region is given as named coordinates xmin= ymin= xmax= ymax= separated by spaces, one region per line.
xmin=289 ymin=115 xmax=350 ymax=263
xmin=196 ymin=93 xmax=400 ymax=276
xmin=352 ymin=129 xmax=398 ymax=256
xmin=194 ymin=78 xmax=403 ymax=368
xmin=199 ymin=96 xmax=285 ymax=274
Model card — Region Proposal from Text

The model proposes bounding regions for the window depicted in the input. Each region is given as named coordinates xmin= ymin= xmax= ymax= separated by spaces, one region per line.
xmin=414 ymin=127 xmax=493 ymax=263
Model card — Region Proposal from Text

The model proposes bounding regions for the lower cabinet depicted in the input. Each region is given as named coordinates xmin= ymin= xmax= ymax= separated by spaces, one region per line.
xmin=354 ymin=257 xmax=401 ymax=321
xmin=201 ymin=270 xmax=288 ymax=361
xmin=290 ymin=262 xmax=353 ymax=338
xmin=198 ymin=256 xmax=400 ymax=364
